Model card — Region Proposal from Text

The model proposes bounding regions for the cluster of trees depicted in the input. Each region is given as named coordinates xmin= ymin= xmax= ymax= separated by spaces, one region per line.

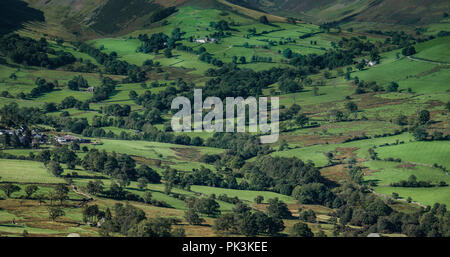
xmin=405 ymin=109 xmax=450 ymax=142
xmin=137 ymin=33 xmax=170 ymax=53
xmin=365 ymin=30 xmax=417 ymax=48
xmin=76 ymin=43 xmax=146 ymax=82
xmin=279 ymin=77 xmax=303 ymax=93
xmin=35 ymin=145 xmax=79 ymax=167
xmin=134 ymin=84 xmax=182 ymax=112
xmin=203 ymin=64 xmax=288 ymax=99
xmin=285 ymin=36 xmax=385 ymax=72
xmin=162 ymin=166 xmax=238 ymax=191
xmin=82 ymin=204 xmax=105 ymax=224
xmin=101 ymin=182 xmax=140 ymax=202
xmin=137 ymin=28 xmax=187 ymax=62
xmin=209 ymin=30 xmax=232 ymax=40
xmin=94 ymin=105 xmax=163 ymax=129
xmin=30 ymin=78 xmax=56 ymax=97
xmin=390 ymin=175 xmax=442 ymax=188
xmin=250 ymin=55 xmax=273 ymax=63
xmin=288 ymin=50 xmax=354 ymax=70
xmin=0 ymin=34 xmax=76 ymax=69
xmin=189 ymin=166 xmax=232 ymax=188
xmin=44 ymin=115 xmax=90 ymax=134
xmin=205 ymin=133 xmax=272 ymax=160
xmin=100 ymin=203 xmax=184 ymax=237
xmin=290 ymin=222 xmax=314 ymax=237
xmin=338 ymin=37 xmax=376 ymax=55
xmin=292 ymin=182 xmax=335 ymax=206
xmin=217 ymin=194 xmax=241 ymax=204
xmin=353 ymin=79 xmax=384 ymax=94
xmin=298 ymin=209 xmax=317 ymax=223
xmin=80 ymin=123 xmax=205 ymax=148
xmin=91 ymin=77 xmax=117 ymax=102
xmin=333 ymin=183 xmax=449 ymax=237
xmin=58 ymin=96 xmax=90 ymax=111
xmin=0 ymin=101 xmax=90 ymax=136
xmin=149 ymin=138 xmax=333 ymax=200
xmin=214 ymin=200 xmax=286 ymax=236
xmin=0 ymin=102 xmax=43 ymax=127
xmin=0 ymin=183 xmax=22 ymax=198
xmin=199 ymin=51 xmax=224 ymax=67
xmin=402 ymin=46 xmax=416 ymax=56
xmin=280 ymin=104 xmax=302 ymax=121
xmin=82 ymin=149 xmax=161 ymax=184
xmin=103 ymin=104 xmax=131 ymax=117
xmin=147 ymin=149 xmax=329 ymax=208
xmin=210 ymin=20 xmax=232 ymax=31
xmin=184 ymin=208 xmax=205 ymax=225
xmin=85 ymin=180 xmax=167 ymax=208
xmin=185 ymin=197 xmax=221 ymax=217
xmin=240 ymin=156 xmax=333 ymax=199
xmin=68 ymin=75 xmax=89 ymax=91
xmin=0 ymin=182 xmax=70 ymax=209
xmin=81 ymin=149 xmax=160 ymax=184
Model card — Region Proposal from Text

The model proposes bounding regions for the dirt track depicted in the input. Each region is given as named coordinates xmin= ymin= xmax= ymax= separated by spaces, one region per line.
xmin=407 ymin=56 xmax=450 ymax=65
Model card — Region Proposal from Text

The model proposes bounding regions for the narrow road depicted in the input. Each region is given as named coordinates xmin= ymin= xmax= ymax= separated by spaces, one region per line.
xmin=407 ymin=56 xmax=450 ymax=65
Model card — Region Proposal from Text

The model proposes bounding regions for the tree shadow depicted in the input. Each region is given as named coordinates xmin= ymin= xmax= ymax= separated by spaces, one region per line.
xmin=362 ymin=179 xmax=381 ymax=186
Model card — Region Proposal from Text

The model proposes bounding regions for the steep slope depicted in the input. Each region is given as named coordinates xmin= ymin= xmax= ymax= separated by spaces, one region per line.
xmin=229 ymin=0 xmax=450 ymax=24
xmin=13 ymin=0 xmax=285 ymax=40
xmin=18 ymin=0 xmax=183 ymax=39
xmin=10 ymin=0 xmax=449 ymax=42
xmin=0 ymin=0 xmax=45 ymax=36
xmin=87 ymin=0 xmax=162 ymax=35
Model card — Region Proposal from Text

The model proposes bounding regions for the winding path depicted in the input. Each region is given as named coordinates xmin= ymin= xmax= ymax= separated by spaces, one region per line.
xmin=72 ymin=185 xmax=93 ymax=201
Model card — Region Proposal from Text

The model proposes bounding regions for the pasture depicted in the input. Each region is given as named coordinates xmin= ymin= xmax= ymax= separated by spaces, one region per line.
xmin=190 ymin=185 xmax=296 ymax=204
xmin=0 ymin=160 xmax=65 ymax=184
xmin=375 ymin=141 xmax=450 ymax=169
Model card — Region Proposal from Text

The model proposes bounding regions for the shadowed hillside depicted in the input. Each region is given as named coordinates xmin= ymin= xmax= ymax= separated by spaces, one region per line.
xmin=88 ymin=0 xmax=162 ymax=34
xmin=9 ymin=0 xmax=450 ymax=40
xmin=15 ymin=0 xmax=285 ymax=39
xmin=0 ymin=0 xmax=45 ymax=36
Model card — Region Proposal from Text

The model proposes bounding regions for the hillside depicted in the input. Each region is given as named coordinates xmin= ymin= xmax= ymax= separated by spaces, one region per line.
xmin=16 ymin=0 xmax=288 ymax=41
xmin=229 ymin=0 xmax=450 ymax=24
xmin=0 ymin=0 xmax=45 ymax=36
xmin=16 ymin=0 xmax=450 ymax=41
xmin=18 ymin=0 xmax=192 ymax=40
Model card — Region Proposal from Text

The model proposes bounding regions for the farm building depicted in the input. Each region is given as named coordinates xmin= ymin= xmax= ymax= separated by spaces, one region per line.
xmin=194 ymin=37 xmax=217 ymax=44
xmin=56 ymin=135 xmax=91 ymax=144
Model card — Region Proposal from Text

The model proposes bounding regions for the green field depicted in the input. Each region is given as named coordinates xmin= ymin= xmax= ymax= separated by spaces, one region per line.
xmin=272 ymin=133 xmax=415 ymax=167
xmin=375 ymin=141 xmax=450 ymax=169
xmin=413 ymin=36 xmax=450 ymax=63
xmin=0 ymin=160 xmax=65 ymax=184
xmin=92 ymin=139 xmax=224 ymax=160
xmin=190 ymin=185 xmax=296 ymax=204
